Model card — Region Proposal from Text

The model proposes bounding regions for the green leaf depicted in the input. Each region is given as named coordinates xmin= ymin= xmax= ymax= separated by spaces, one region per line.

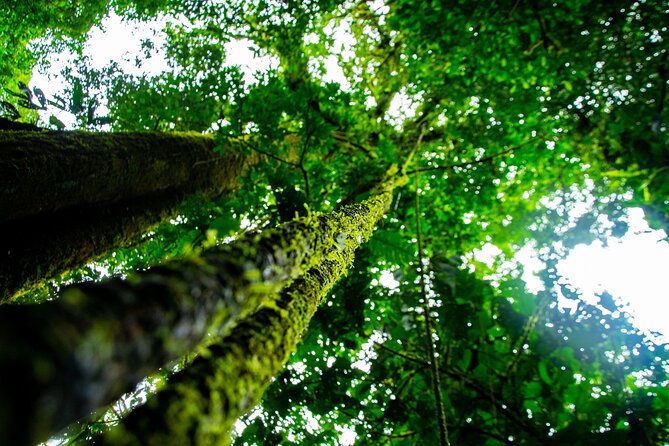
xmin=208 ymin=214 xmax=238 ymax=237
xmin=538 ymin=360 xmax=553 ymax=385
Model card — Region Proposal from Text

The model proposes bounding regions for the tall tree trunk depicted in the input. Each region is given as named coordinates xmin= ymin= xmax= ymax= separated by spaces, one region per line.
xmin=0 ymin=181 xmax=395 ymax=446
xmin=0 ymin=130 xmax=250 ymax=303
xmin=0 ymin=130 xmax=241 ymax=222
xmin=99 ymin=189 xmax=393 ymax=446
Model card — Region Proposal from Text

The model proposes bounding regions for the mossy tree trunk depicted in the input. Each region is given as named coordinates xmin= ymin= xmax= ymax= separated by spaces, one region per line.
xmin=0 ymin=130 xmax=250 ymax=302
xmin=0 ymin=131 xmax=241 ymax=222
xmin=0 ymin=181 xmax=395 ymax=446
xmin=98 ymin=190 xmax=393 ymax=446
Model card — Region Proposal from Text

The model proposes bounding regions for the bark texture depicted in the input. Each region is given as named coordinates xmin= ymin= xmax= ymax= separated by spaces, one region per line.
xmin=1 ymin=191 xmax=185 ymax=303
xmin=98 ymin=190 xmax=393 ymax=446
xmin=0 ymin=130 xmax=236 ymax=222
xmin=0 ymin=130 xmax=250 ymax=303
xmin=0 ymin=188 xmax=393 ymax=446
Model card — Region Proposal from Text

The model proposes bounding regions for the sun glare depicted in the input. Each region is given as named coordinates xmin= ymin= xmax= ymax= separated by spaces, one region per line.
xmin=557 ymin=208 xmax=669 ymax=341
xmin=29 ymin=11 xmax=669 ymax=344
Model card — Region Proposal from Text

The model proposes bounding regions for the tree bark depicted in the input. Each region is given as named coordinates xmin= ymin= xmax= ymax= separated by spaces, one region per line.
xmin=0 ymin=130 xmax=240 ymax=223
xmin=0 ymin=185 xmax=394 ymax=446
xmin=98 ymin=190 xmax=393 ymax=446
xmin=0 ymin=130 xmax=250 ymax=303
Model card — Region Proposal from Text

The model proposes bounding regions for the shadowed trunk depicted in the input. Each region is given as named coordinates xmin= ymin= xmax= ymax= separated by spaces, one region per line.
xmin=0 ymin=131 xmax=240 ymax=222
xmin=0 ymin=130 xmax=251 ymax=302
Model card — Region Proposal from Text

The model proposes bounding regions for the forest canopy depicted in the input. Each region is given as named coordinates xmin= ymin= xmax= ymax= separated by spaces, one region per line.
xmin=0 ymin=0 xmax=668 ymax=445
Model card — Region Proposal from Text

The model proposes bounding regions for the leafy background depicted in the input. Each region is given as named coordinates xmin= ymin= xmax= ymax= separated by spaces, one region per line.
xmin=1 ymin=0 xmax=668 ymax=444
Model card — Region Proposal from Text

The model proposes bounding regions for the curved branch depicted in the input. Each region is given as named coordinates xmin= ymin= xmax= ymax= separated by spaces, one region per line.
xmin=331 ymin=131 xmax=376 ymax=157
xmin=654 ymin=52 xmax=667 ymax=126
xmin=407 ymin=138 xmax=537 ymax=175
xmin=504 ymin=297 xmax=548 ymax=379
xmin=382 ymin=430 xmax=417 ymax=440
xmin=401 ymin=124 xmax=427 ymax=174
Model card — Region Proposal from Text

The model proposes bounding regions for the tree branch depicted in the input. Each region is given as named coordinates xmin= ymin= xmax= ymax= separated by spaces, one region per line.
xmin=330 ymin=131 xmax=376 ymax=158
xmin=504 ymin=296 xmax=549 ymax=379
xmin=394 ymin=367 xmax=422 ymax=397
xmin=407 ymin=138 xmax=537 ymax=175
xmin=376 ymin=343 xmax=427 ymax=367
xmin=654 ymin=52 xmax=667 ymax=125
xmin=414 ymin=168 xmax=450 ymax=446
xmin=382 ymin=430 xmax=416 ymax=440
xmin=242 ymin=140 xmax=297 ymax=167
xmin=441 ymin=366 xmax=545 ymax=441
xmin=299 ymin=103 xmax=312 ymax=199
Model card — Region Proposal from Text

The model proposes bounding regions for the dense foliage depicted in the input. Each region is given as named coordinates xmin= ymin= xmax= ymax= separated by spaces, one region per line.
xmin=2 ymin=0 xmax=668 ymax=444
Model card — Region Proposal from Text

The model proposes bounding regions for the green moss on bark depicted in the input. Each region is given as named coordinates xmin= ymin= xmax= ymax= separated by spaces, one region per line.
xmin=0 ymin=130 xmax=243 ymax=222
xmin=96 ymin=190 xmax=392 ymax=445
xmin=0 ymin=131 xmax=251 ymax=303
xmin=0 ymin=184 xmax=394 ymax=446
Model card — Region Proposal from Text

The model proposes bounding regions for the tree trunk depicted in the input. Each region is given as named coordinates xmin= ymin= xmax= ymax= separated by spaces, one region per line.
xmin=0 ymin=184 xmax=394 ymax=446
xmin=99 ymin=190 xmax=393 ymax=446
xmin=0 ymin=130 xmax=250 ymax=302
xmin=0 ymin=130 xmax=242 ymax=222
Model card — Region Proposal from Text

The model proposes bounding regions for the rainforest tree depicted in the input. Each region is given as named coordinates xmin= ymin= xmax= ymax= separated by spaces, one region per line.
xmin=0 ymin=0 xmax=668 ymax=445
xmin=0 ymin=130 xmax=254 ymax=301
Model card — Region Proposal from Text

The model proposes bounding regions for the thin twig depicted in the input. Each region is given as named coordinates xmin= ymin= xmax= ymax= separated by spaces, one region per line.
xmin=300 ymin=166 xmax=311 ymax=199
xmin=442 ymin=365 xmax=545 ymax=440
xmin=504 ymin=296 xmax=549 ymax=379
xmin=401 ymin=124 xmax=427 ymax=175
xmin=395 ymin=367 xmax=422 ymax=397
xmin=331 ymin=131 xmax=375 ymax=156
xmin=242 ymin=140 xmax=297 ymax=167
xmin=414 ymin=166 xmax=450 ymax=446
xmin=191 ymin=157 xmax=224 ymax=167
xmin=508 ymin=0 xmax=522 ymax=18
xmin=407 ymin=138 xmax=536 ymax=175
xmin=299 ymin=103 xmax=312 ymax=199
xmin=382 ymin=431 xmax=417 ymax=440
xmin=377 ymin=343 xmax=427 ymax=366
xmin=467 ymin=425 xmax=515 ymax=444
xmin=655 ymin=52 xmax=667 ymax=117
